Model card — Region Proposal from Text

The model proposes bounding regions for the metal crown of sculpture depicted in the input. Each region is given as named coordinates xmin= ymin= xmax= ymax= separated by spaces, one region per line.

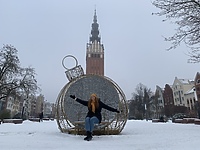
xmin=62 ymin=55 xmax=84 ymax=81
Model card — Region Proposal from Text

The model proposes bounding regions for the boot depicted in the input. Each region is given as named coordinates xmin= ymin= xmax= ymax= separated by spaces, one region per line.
xmin=87 ymin=131 xmax=92 ymax=141
xmin=84 ymin=131 xmax=92 ymax=141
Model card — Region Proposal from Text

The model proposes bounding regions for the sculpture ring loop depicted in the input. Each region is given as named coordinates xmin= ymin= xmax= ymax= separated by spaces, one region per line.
xmin=62 ymin=55 xmax=78 ymax=70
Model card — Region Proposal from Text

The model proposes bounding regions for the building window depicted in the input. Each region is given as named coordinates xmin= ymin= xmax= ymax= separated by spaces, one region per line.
xmin=91 ymin=54 xmax=100 ymax=58
xmin=180 ymin=98 xmax=182 ymax=104
xmin=190 ymin=99 xmax=192 ymax=104
xmin=197 ymin=79 xmax=200 ymax=84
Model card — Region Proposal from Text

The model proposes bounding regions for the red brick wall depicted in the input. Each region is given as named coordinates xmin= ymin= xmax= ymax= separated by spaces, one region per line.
xmin=86 ymin=57 xmax=104 ymax=76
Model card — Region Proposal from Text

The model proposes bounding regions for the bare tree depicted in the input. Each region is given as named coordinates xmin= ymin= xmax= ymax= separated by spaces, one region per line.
xmin=152 ymin=90 xmax=160 ymax=118
xmin=129 ymin=83 xmax=153 ymax=119
xmin=0 ymin=45 xmax=39 ymax=101
xmin=152 ymin=0 xmax=200 ymax=63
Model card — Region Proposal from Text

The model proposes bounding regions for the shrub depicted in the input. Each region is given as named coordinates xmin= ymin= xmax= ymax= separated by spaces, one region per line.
xmin=0 ymin=109 xmax=11 ymax=120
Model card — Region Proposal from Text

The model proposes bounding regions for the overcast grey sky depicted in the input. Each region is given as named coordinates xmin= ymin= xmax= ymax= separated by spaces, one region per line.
xmin=0 ymin=0 xmax=199 ymax=102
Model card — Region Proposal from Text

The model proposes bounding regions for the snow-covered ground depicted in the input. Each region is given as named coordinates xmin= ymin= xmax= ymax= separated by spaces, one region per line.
xmin=0 ymin=120 xmax=199 ymax=150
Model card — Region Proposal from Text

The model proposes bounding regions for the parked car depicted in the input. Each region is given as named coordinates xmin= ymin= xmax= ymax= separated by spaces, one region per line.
xmin=12 ymin=113 xmax=22 ymax=119
xmin=159 ymin=115 xmax=168 ymax=122
xmin=172 ymin=113 xmax=187 ymax=122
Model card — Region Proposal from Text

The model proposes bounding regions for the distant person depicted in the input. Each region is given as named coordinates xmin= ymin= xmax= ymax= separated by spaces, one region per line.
xmin=39 ymin=112 xmax=43 ymax=122
xmin=159 ymin=116 xmax=164 ymax=122
xmin=70 ymin=93 xmax=120 ymax=141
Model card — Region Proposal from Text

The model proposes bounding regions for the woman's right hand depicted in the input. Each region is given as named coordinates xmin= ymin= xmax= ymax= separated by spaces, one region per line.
xmin=70 ymin=95 xmax=76 ymax=99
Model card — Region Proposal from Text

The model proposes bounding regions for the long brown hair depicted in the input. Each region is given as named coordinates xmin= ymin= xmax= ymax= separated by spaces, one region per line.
xmin=88 ymin=94 xmax=99 ymax=109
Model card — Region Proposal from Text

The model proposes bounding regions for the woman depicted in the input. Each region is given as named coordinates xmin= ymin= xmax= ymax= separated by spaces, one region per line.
xmin=70 ymin=93 xmax=120 ymax=141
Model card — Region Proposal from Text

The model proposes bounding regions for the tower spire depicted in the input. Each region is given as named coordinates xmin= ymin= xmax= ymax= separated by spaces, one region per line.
xmin=90 ymin=9 xmax=100 ymax=43
xmin=93 ymin=9 xmax=97 ymax=23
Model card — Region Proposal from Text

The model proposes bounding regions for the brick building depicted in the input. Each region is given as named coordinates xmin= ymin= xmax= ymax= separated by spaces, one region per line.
xmin=163 ymin=84 xmax=174 ymax=117
xmin=194 ymin=72 xmax=200 ymax=102
xmin=86 ymin=10 xmax=104 ymax=76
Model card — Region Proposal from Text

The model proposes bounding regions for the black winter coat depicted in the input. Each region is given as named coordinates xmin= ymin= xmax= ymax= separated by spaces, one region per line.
xmin=75 ymin=98 xmax=118 ymax=123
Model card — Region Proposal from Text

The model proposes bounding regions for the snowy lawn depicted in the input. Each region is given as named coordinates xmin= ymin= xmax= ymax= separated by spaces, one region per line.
xmin=0 ymin=120 xmax=199 ymax=150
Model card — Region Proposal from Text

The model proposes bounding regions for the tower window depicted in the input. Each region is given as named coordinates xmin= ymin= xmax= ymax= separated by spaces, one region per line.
xmin=91 ymin=54 xmax=100 ymax=58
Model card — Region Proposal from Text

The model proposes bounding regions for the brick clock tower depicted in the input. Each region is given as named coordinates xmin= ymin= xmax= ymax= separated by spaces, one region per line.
xmin=86 ymin=10 xmax=104 ymax=76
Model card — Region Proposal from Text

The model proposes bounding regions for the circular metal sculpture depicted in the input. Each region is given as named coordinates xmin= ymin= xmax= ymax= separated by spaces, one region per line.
xmin=56 ymin=55 xmax=128 ymax=135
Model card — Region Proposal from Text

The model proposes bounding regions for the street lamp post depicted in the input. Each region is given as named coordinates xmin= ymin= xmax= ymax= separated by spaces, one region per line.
xmin=145 ymin=104 xmax=147 ymax=121
xmin=21 ymin=99 xmax=26 ymax=119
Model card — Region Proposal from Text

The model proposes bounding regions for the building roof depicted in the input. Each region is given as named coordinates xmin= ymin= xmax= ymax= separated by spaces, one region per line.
xmin=185 ymin=87 xmax=195 ymax=95
xmin=179 ymin=78 xmax=193 ymax=84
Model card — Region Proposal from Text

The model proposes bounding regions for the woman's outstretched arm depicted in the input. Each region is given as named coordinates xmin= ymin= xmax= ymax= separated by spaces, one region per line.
xmin=100 ymin=100 xmax=119 ymax=113
xmin=70 ymin=95 xmax=88 ymax=106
